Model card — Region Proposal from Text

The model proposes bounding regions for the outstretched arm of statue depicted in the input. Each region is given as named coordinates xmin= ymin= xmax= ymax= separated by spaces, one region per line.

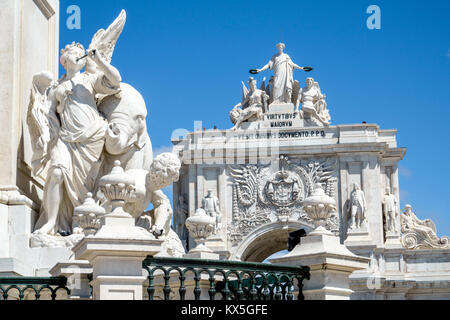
xmin=291 ymin=62 xmax=304 ymax=70
xmin=87 ymin=48 xmax=122 ymax=88
xmin=257 ymin=61 xmax=272 ymax=73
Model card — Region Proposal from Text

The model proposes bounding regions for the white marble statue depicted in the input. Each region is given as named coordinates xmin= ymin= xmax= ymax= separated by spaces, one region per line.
xmin=229 ymin=77 xmax=269 ymax=130
xmin=98 ymin=82 xmax=153 ymax=176
xmin=400 ymin=204 xmax=449 ymax=250
xmin=27 ymin=11 xmax=126 ymax=236
xmin=201 ymin=190 xmax=222 ymax=235
xmin=126 ymin=153 xmax=185 ymax=257
xmin=256 ymin=43 xmax=305 ymax=104
xmin=298 ymin=77 xmax=330 ymax=126
xmin=382 ymin=187 xmax=399 ymax=234
xmin=348 ymin=183 xmax=367 ymax=230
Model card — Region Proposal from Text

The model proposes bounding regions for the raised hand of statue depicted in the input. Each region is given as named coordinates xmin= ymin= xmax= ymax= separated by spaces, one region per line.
xmin=87 ymin=48 xmax=101 ymax=64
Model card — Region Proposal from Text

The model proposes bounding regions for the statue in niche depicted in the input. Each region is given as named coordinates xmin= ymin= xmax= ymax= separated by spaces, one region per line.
xmin=348 ymin=183 xmax=367 ymax=230
xmin=298 ymin=77 xmax=331 ymax=126
xmin=382 ymin=187 xmax=399 ymax=234
xmin=27 ymin=10 xmax=125 ymax=236
xmin=174 ymin=195 xmax=189 ymax=240
xmin=229 ymin=77 xmax=269 ymax=130
xmin=256 ymin=43 xmax=305 ymax=104
xmin=202 ymin=190 xmax=222 ymax=235
xmin=400 ymin=204 xmax=449 ymax=250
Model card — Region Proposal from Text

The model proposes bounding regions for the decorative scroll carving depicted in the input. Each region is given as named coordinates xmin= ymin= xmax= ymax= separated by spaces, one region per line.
xmin=228 ymin=156 xmax=338 ymax=245
xmin=400 ymin=205 xmax=449 ymax=250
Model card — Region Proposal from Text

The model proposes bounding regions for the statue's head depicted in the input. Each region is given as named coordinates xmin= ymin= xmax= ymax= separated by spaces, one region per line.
xmin=306 ymin=77 xmax=314 ymax=88
xmin=147 ymin=152 xmax=181 ymax=191
xmin=385 ymin=187 xmax=391 ymax=195
xmin=249 ymin=77 xmax=257 ymax=91
xmin=207 ymin=189 xmax=213 ymax=197
xmin=353 ymin=183 xmax=360 ymax=191
xmin=60 ymin=42 xmax=85 ymax=72
xmin=404 ymin=204 xmax=412 ymax=213
xmin=276 ymin=42 xmax=285 ymax=54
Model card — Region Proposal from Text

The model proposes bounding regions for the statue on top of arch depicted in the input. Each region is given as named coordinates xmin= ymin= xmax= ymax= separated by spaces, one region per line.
xmin=229 ymin=43 xmax=331 ymax=129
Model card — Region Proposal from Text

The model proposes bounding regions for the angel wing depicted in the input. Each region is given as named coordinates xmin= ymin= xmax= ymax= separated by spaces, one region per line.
xmin=85 ymin=10 xmax=127 ymax=75
xmin=241 ymin=81 xmax=249 ymax=103
xmin=314 ymin=81 xmax=326 ymax=100
xmin=27 ymin=72 xmax=59 ymax=177
xmin=260 ymin=77 xmax=266 ymax=92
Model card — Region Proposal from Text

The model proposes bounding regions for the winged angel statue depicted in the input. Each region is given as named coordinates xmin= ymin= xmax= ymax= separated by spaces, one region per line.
xmin=229 ymin=77 xmax=269 ymax=130
xmin=27 ymin=11 xmax=126 ymax=236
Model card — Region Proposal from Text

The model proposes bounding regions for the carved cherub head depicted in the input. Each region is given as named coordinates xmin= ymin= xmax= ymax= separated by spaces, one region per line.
xmin=60 ymin=42 xmax=86 ymax=72
xmin=306 ymin=77 xmax=314 ymax=89
xmin=146 ymin=152 xmax=181 ymax=192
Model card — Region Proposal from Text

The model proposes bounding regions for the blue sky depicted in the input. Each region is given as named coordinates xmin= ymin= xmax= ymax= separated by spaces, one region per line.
xmin=60 ymin=0 xmax=450 ymax=236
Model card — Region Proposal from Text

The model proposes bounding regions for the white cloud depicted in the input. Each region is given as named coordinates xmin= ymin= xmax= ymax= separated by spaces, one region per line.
xmin=399 ymin=189 xmax=409 ymax=202
xmin=153 ymin=145 xmax=174 ymax=157
xmin=399 ymin=165 xmax=412 ymax=178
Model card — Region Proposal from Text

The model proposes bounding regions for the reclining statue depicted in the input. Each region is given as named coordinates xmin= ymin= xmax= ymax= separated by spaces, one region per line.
xmin=400 ymin=204 xmax=449 ymax=249
xmin=229 ymin=77 xmax=269 ymax=130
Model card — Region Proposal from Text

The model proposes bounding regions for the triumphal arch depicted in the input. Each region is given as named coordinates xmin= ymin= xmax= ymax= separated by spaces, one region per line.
xmin=1 ymin=3 xmax=449 ymax=300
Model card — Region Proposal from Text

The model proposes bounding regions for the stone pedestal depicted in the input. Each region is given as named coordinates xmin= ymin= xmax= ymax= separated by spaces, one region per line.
xmin=50 ymin=260 xmax=93 ymax=300
xmin=345 ymin=227 xmax=376 ymax=258
xmin=73 ymin=216 xmax=162 ymax=300
xmin=385 ymin=232 xmax=402 ymax=249
xmin=184 ymin=251 xmax=220 ymax=260
xmin=270 ymin=227 xmax=370 ymax=300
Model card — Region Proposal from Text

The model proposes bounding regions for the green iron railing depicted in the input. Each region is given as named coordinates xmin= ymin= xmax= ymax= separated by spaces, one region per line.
xmin=0 ymin=277 xmax=70 ymax=300
xmin=142 ymin=256 xmax=310 ymax=301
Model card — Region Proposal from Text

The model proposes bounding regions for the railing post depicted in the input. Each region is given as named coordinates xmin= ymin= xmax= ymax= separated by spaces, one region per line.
xmin=72 ymin=215 xmax=163 ymax=300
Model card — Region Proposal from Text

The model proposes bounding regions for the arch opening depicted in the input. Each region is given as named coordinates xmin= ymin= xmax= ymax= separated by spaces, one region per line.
xmin=231 ymin=221 xmax=314 ymax=263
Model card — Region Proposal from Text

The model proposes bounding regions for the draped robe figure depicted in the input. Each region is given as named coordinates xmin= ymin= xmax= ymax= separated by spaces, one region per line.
xmin=34 ymin=72 xmax=119 ymax=233
xmin=257 ymin=43 xmax=304 ymax=104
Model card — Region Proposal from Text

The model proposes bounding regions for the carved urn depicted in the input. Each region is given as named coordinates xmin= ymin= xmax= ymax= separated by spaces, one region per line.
xmin=303 ymin=183 xmax=336 ymax=228
xmin=185 ymin=208 xmax=216 ymax=253
xmin=98 ymin=160 xmax=136 ymax=218
xmin=73 ymin=193 xmax=106 ymax=236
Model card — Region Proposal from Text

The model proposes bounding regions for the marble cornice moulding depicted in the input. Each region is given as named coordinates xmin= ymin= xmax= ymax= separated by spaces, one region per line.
xmin=0 ymin=185 xmax=39 ymax=211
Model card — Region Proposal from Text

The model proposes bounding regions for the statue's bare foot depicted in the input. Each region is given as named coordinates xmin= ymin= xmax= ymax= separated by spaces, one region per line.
xmin=34 ymin=222 xmax=56 ymax=235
